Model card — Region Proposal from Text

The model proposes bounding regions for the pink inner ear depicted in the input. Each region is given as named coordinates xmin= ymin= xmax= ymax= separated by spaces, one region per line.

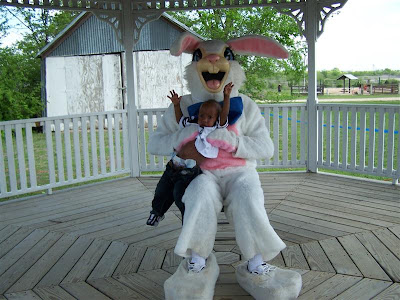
xmin=176 ymin=35 xmax=200 ymax=56
xmin=228 ymin=37 xmax=289 ymax=59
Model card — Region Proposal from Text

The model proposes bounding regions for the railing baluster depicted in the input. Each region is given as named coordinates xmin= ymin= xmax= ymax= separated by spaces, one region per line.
xmin=15 ymin=123 xmax=27 ymax=191
xmin=25 ymin=123 xmax=37 ymax=189
xmin=64 ymin=118 xmax=74 ymax=181
xmin=300 ymin=106 xmax=306 ymax=165
xmin=282 ymin=107 xmax=288 ymax=165
xmin=138 ymin=111 xmax=147 ymax=170
xmin=349 ymin=106 xmax=357 ymax=170
xmin=107 ymin=113 xmax=115 ymax=173
xmin=377 ymin=108 xmax=385 ymax=174
xmin=81 ymin=116 xmax=90 ymax=177
xmin=359 ymin=108 xmax=366 ymax=172
xmin=73 ymin=118 xmax=82 ymax=179
xmin=147 ymin=111 xmax=156 ymax=170
xmin=317 ymin=106 xmax=323 ymax=166
xmin=122 ymin=112 xmax=129 ymax=170
xmin=0 ymin=126 xmax=7 ymax=194
xmin=325 ymin=106 xmax=331 ymax=167
xmin=54 ymin=119 xmax=65 ymax=183
xmin=5 ymin=125 xmax=17 ymax=192
xmin=386 ymin=108 xmax=395 ymax=176
xmin=341 ymin=107 xmax=349 ymax=170
xmin=45 ymin=120 xmax=56 ymax=187
xmin=291 ymin=106 xmax=297 ymax=166
xmin=368 ymin=107 xmax=375 ymax=173
xmin=90 ymin=116 xmax=98 ymax=176
xmin=114 ymin=113 xmax=122 ymax=171
xmin=98 ymin=115 xmax=106 ymax=175
xmin=333 ymin=106 xmax=340 ymax=168
xmin=273 ymin=107 xmax=279 ymax=166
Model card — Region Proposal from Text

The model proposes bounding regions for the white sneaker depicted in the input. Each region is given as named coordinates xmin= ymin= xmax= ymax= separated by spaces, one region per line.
xmin=248 ymin=262 xmax=277 ymax=275
xmin=187 ymin=260 xmax=206 ymax=273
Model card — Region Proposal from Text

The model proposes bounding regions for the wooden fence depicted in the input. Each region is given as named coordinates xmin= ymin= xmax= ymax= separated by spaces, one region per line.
xmin=372 ymin=84 xmax=399 ymax=94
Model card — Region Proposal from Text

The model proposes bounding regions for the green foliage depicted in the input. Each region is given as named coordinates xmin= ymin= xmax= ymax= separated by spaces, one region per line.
xmin=0 ymin=8 xmax=78 ymax=121
xmin=169 ymin=8 xmax=307 ymax=101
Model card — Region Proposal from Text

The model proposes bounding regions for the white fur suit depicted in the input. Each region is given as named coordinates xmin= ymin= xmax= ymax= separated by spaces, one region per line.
xmin=148 ymin=33 xmax=302 ymax=300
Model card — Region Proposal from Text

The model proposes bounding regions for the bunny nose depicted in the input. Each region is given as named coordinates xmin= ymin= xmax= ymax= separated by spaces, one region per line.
xmin=207 ymin=54 xmax=220 ymax=64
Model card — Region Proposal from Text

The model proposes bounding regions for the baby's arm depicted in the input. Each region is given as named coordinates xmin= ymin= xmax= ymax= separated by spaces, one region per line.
xmin=167 ymin=90 xmax=183 ymax=124
xmin=220 ymin=82 xmax=233 ymax=126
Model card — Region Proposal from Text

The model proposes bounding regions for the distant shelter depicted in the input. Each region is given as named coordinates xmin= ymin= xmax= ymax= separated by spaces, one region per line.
xmin=337 ymin=74 xmax=358 ymax=94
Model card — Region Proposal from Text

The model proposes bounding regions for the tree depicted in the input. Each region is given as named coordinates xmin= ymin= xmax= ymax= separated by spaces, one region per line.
xmin=0 ymin=8 xmax=78 ymax=121
xmin=170 ymin=8 xmax=307 ymax=99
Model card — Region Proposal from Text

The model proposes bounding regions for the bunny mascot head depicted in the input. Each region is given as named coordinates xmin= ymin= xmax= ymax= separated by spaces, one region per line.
xmin=149 ymin=33 xmax=302 ymax=300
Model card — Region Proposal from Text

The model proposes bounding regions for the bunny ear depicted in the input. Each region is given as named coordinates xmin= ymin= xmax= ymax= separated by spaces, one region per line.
xmin=170 ymin=32 xmax=202 ymax=56
xmin=227 ymin=35 xmax=289 ymax=59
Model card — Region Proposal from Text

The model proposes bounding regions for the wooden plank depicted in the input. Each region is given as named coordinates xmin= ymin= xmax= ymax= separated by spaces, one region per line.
xmin=0 ymin=229 xmax=48 ymax=276
xmin=7 ymin=233 xmax=79 ymax=292
xmin=298 ymin=274 xmax=362 ymax=300
xmin=372 ymin=228 xmax=400 ymax=259
xmin=113 ymin=245 xmax=147 ymax=276
xmin=113 ymin=273 xmax=164 ymax=300
xmin=333 ymin=278 xmax=392 ymax=300
xmin=87 ymin=241 xmax=128 ymax=280
xmin=34 ymin=285 xmax=77 ymax=300
xmin=338 ymin=234 xmax=391 ymax=281
xmin=0 ymin=231 xmax=62 ymax=294
xmin=61 ymin=238 xmax=111 ymax=284
xmin=281 ymin=244 xmax=310 ymax=270
xmin=272 ymin=209 xmax=360 ymax=234
xmin=0 ymin=227 xmax=34 ymax=259
xmin=389 ymin=225 xmax=400 ymax=239
xmin=162 ymin=249 xmax=183 ymax=270
xmin=36 ymin=236 xmax=93 ymax=287
xmin=355 ymin=231 xmax=400 ymax=282
xmin=62 ymin=281 xmax=111 ymax=300
xmin=88 ymin=277 xmax=145 ymax=299
xmin=299 ymin=270 xmax=335 ymax=296
xmin=267 ymin=252 xmax=286 ymax=268
xmin=138 ymin=247 xmax=167 ymax=271
xmin=301 ymin=241 xmax=336 ymax=272
xmin=371 ymin=283 xmax=400 ymax=300
xmin=319 ymin=238 xmax=362 ymax=276
xmin=214 ymin=252 xmax=240 ymax=265
xmin=3 ymin=290 xmax=42 ymax=300
xmin=214 ymin=283 xmax=249 ymax=296
xmin=138 ymin=269 xmax=171 ymax=287
xmin=0 ymin=225 xmax=20 ymax=244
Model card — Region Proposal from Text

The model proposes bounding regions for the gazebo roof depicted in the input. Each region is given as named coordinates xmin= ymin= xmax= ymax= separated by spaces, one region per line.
xmin=337 ymin=74 xmax=358 ymax=80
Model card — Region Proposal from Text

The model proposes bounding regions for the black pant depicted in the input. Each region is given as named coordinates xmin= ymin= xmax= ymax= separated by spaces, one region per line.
xmin=151 ymin=161 xmax=201 ymax=220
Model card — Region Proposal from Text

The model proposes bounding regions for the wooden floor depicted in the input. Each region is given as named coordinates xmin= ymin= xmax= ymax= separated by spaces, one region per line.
xmin=0 ymin=172 xmax=399 ymax=300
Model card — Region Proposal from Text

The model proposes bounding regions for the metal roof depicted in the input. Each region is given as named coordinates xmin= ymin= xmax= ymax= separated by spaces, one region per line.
xmin=337 ymin=74 xmax=359 ymax=80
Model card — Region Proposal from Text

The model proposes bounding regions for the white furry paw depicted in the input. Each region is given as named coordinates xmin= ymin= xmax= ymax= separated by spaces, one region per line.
xmin=164 ymin=253 xmax=220 ymax=300
xmin=236 ymin=262 xmax=302 ymax=300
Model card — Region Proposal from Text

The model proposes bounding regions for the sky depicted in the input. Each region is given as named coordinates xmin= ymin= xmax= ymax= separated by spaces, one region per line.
xmin=1 ymin=0 xmax=400 ymax=71
xmin=316 ymin=0 xmax=400 ymax=71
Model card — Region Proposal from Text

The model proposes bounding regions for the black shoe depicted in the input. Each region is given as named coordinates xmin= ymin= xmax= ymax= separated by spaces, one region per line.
xmin=146 ymin=213 xmax=165 ymax=227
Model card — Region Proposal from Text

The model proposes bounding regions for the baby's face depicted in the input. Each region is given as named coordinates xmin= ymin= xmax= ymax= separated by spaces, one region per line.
xmin=198 ymin=104 xmax=219 ymax=127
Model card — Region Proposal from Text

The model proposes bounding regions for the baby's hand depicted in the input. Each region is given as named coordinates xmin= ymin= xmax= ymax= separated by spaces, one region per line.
xmin=168 ymin=90 xmax=182 ymax=106
xmin=224 ymin=82 xmax=234 ymax=97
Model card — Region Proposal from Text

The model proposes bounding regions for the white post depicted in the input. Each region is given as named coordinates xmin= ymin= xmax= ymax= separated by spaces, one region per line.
xmin=122 ymin=0 xmax=140 ymax=177
xmin=305 ymin=0 xmax=318 ymax=173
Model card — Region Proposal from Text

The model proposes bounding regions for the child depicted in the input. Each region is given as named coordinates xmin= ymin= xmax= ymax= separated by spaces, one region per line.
xmin=146 ymin=82 xmax=234 ymax=227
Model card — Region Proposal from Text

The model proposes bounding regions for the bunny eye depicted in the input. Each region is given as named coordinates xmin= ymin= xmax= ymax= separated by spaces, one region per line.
xmin=224 ymin=48 xmax=235 ymax=60
xmin=192 ymin=49 xmax=202 ymax=62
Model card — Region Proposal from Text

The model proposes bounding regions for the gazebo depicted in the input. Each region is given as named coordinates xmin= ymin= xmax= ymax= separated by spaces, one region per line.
xmin=337 ymin=73 xmax=358 ymax=93
xmin=0 ymin=1 xmax=400 ymax=299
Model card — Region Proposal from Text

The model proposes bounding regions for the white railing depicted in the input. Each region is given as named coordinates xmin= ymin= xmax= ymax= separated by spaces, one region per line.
xmin=2 ymin=103 xmax=398 ymax=199
xmin=0 ymin=111 xmax=130 ymax=199
xmin=138 ymin=103 xmax=309 ymax=171
xmin=317 ymin=104 xmax=399 ymax=182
